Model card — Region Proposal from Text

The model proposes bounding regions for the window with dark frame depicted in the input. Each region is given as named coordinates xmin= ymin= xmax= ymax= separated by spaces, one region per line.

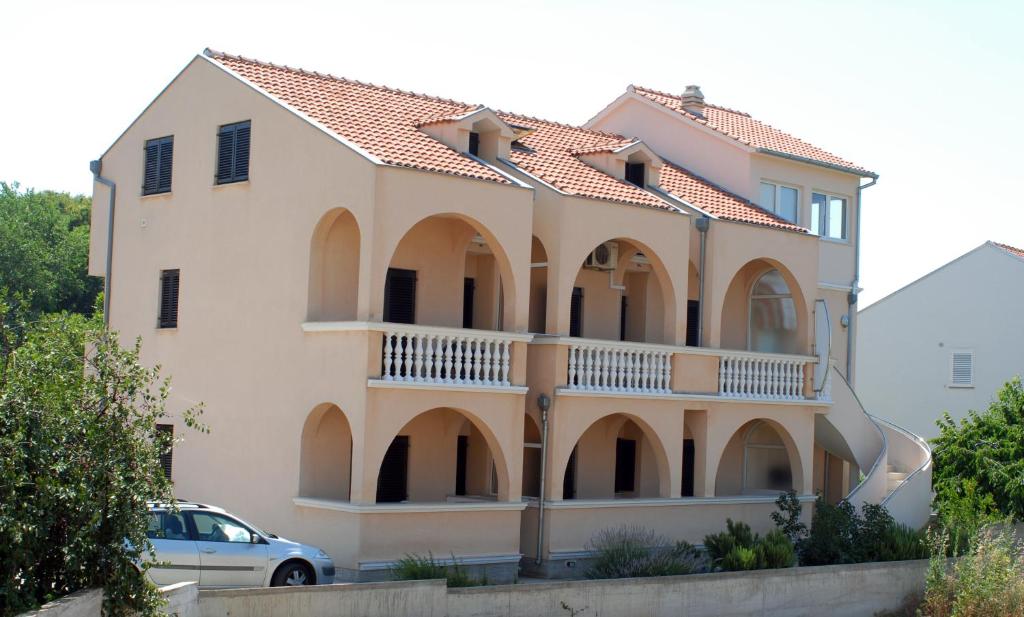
xmin=455 ymin=435 xmax=468 ymax=496
xmin=468 ymin=131 xmax=480 ymax=156
xmin=570 ymin=287 xmax=583 ymax=337
xmin=462 ymin=278 xmax=475 ymax=329
xmin=158 ymin=269 xmax=180 ymax=329
xmin=384 ymin=268 xmax=417 ymax=324
xmin=625 ymin=162 xmax=645 ymax=187
xmin=157 ymin=424 xmax=174 ymax=479
xmin=682 ymin=439 xmax=695 ymax=497
xmin=143 ymin=136 xmax=173 ymax=195
xmin=216 ymin=120 xmax=251 ymax=184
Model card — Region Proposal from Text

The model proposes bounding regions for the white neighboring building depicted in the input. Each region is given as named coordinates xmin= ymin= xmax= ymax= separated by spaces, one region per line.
xmin=857 ymin=241 xmax=1024 ymax=440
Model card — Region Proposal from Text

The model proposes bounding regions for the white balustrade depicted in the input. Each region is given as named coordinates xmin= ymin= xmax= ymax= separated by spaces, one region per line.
xmin=719 ymin=353 xmax=806 ymax=400
xmin=566 ymin=341 xmax=672 ymax=394
xmin=382 ymin=325 xmax=516 ymax=387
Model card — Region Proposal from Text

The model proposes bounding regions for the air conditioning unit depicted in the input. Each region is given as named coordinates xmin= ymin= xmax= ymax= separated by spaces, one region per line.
xmin=584 ymin=241 xmax=618 ymax=271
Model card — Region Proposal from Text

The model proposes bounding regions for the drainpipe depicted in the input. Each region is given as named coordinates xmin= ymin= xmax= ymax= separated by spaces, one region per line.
xmin=846 ymin=177 xmax=877 ymax=382
xmin=694 ymin=216 xmax=710 ymax=346
xmin=534 ymin=392 xmax=551 ymax=566
xmin=90 ymin=159 xmax=116 ymax=328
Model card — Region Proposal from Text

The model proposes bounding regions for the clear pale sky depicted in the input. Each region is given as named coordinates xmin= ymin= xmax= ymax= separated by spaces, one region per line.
xmin=2 ymin=0 xmax=1022 ymax=306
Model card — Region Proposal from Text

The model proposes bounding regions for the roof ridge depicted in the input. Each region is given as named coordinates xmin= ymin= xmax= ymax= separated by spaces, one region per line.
xmin=204 ymin=48 xmax=482 ymax=110
xmin=632 ymin=84 xmax=752 ymax=118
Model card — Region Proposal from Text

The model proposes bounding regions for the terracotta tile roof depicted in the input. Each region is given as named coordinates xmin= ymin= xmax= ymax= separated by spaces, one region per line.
xmin=207 ymin=51 xmax=511 ymax=184
xmin=993 ymin=242 xmax=1024 ymax=259
xmin=498 ymin=114 xmax=675 ymax=210
xmin=658 ymin=163 xmax=806 ymax=232
xmin=632 ymin=86 xmax=874 ymax=177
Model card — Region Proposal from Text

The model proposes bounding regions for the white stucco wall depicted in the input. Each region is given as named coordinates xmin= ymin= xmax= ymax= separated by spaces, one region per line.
xmin=856 ymin=243 xmax=1024 ymax=439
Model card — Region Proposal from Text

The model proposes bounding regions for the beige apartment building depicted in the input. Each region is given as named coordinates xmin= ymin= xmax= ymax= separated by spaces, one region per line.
xmin=89 ymin=50 xmax=931 ymax=582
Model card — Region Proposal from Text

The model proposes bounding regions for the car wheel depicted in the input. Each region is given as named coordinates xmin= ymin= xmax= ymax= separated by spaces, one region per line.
xmin=272 ymin=562 xmax=314 ymax=587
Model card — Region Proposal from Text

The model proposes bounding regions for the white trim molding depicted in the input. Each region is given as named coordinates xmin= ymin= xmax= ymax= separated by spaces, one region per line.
xmin=293 ymin=496 xmax=528 ymax=514
xmin=535 ymin=494 xmax=816 ymax=510
xmin=368 ymin=380 xmax=528 ymax=395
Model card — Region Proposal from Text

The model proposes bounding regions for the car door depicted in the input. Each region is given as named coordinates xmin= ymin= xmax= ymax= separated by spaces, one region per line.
xmin=145 ymin=511 xmax=201 ymax=586
xmin=187 ymin=511 xmax=269 ymax=587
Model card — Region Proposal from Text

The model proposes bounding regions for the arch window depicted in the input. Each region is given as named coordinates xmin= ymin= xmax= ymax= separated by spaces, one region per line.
xmin=749 ymin=269 xmax=798 ymax=354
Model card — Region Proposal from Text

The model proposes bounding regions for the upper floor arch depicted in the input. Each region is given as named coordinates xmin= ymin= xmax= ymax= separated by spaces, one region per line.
xmin=720 ymin=258 xmax=809 ymax=355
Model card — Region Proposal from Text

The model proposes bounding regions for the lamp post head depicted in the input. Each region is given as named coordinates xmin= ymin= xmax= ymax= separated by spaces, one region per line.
xmin=537 ymin=393 xmax=551 ymax=412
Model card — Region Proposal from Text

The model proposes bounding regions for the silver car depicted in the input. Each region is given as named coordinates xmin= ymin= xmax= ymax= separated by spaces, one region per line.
xmin=144 ymin=502 xmax=335 ymax=588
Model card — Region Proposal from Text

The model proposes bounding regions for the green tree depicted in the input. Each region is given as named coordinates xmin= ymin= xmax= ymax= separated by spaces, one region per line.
xmin=0 ymin=301 xmax=204 ymax=616
xmin=932 ymin=378 xmax=1024 ymax=521
xmin=0 ymin=181 xmax=101 ymax=317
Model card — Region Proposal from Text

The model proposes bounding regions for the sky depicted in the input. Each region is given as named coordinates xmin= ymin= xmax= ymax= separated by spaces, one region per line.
xmin=2 ymin=0 xmax=1022 ymax=306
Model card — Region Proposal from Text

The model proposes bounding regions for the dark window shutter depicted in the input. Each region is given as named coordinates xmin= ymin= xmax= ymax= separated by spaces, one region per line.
xmin=468 ymin=131 xmax=480 ymax=156
xmin=216 ymin=121 xmax=250 ymax=184
xmin=157 ymin=424 xmax=174 ymax=479
xmin=682 ymin=439 xmax=695 ymax=497
xmin=143 ymin=136 xmax=173 ymax=195
xmin=455 ymin=435 xmax=468 ymax=496
xmin=569 ymin=287 xmax=583 ymax=337
xmin=384 ymin=268 xmax=417 ymax=324
xmin=625 ymin=162 xmax=645 ymax=187
xmin=614 ymin=438 xmax=637 ymax=493
xmin=562 ymin=447 xmax=577 ymax=500
xmin=376 ymin=436 xmax=410 ymax=503
xmin=462 ymin=278 xmax=475 ymax=329
xmin=158 ymin=269 xmax=180 ymax=328
xmin=686 ymin=300 xmax=700 ymax=347
xmin=158 ymin=138 xmax=173 ymax=192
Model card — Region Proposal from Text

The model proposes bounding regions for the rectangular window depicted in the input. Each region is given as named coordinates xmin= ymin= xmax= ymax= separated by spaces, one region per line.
xmin=216 ymin=120 xmax=251 ymax=184
xmin=143 ymin=136 xmax=173 ymax=195
xmin=569 ymin=287 xmax=583 ymax=337
xmin=614 ymin=438 xmax=637 ymax=493
xmin=468 ymin=131 xmax=480 ymax=156
xmin=625 ymin=162 xmax=645 ymax=187
xmin=376 ymin=436 xmax=410 ymax=503
xmin=158 ymin=269 xmax=180 ymax=329
xmin=811 ymin=192 xmax=848 ymax=240
xmin=157 ymin=424 xmax=173 ymax=479
xmin=950 ymin=351 xmax=974 ymax=387
xmin=686 ymin=300 xmax=700 ymax=347
xmin=384 ymin=268 xmax=417 ymax=324
xmin=455 ymin=435 xmax=468 ymax=496
xmin=760 ymin=182 xmax=799 ymax=224
xmin=463 ymin=278 xmax=475 ymax=329
xmin=682 ymin=439 xmax=695 ymax=497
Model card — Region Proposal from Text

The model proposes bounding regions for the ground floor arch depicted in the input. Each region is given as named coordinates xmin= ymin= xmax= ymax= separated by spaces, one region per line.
xmin=714 ymin=418 xmax=804 ymax=496
xmin=299 ymin=403 xmax=353 ymax=500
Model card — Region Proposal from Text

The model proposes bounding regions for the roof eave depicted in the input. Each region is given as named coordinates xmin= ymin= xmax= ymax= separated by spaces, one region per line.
xmin=755 ymin=148 xmax=878 ymax=180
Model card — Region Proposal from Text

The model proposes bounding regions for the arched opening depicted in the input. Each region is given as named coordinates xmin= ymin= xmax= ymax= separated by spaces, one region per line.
xmin=715 ymin=420 xmax=802 ymax=496
xmin=382 ymin=215 xmax=515 ymax=331
xmin=307 ymin=209 xmax=360 ymax=321
xmin=568 ymin=239 xmax=676 ymax=344
xmin=299 ymin=403 xmax=353 ymax=500
xmin=561 ymin=413 xmax=667 ymax=500
xmin=373 ymin=407 xmax=509 ymax=503
xmin=720 ymin=260 xmax=807 ymax=354
xmin=528 ymin=236 xmax=549 ymax=334
xmin=523 ymin=414 xmax=542 ymax=497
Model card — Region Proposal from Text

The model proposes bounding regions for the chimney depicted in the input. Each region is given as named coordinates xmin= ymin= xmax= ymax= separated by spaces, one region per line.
xmin=680 ymin=85 xmax=705 ymax=116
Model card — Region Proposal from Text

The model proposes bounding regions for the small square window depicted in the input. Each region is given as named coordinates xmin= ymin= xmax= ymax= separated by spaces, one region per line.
xmin=625 ymin=162 xmax=645 ymax=187
xmin=143 ymin=136 xmax=173 ymax=195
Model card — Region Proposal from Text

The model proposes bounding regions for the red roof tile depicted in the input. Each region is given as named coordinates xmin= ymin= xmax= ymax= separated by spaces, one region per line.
xmin=993 ymin=242 xmax=1024 ymax=259
xmin=633 ymin=86 xmax=874 ymax=177
xmin=208 ymin=51 xmax=511 ymax=185
xmin=204 ymin=50 xmax=831 ymax=227
xmin=658 ymin=163 xmax=806 ymax=232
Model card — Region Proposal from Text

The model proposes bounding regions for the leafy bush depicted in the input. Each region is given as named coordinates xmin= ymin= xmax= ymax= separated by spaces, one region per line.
xmin=704 ymin=520 xmax=795 ymax=572
xmin=792 ymin=496 xmax=926 ymax=566
xmin=0 ymin=306 xmax=204 ymax=616
xmin=770 ymin=490 xmax=808 ymax=546
xmin=391 ymin=552 xmax=488 ymax=587
xmin=932 ymin=378 xmax=1024 ymax=522
xmin=921 ymin=526 xmax=1024 ymax=617
xmin=585 ymin=525 xmax=702 ymax=579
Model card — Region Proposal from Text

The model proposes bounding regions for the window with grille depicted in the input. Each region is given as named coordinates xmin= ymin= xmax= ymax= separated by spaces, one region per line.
xmin=950 ymin=351 xmax=974 ymax=387
xmin=143 ymin=136 xmax=173 ymax=195
xmin=216 ymin=120 xmax=251 ymax=184
xmin=158 ymin=269 xmax=180 ymax=329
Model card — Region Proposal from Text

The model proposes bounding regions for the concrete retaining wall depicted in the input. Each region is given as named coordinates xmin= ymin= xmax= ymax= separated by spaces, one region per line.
xmin=17 ymin=589 xmax=102 ymax=617
xmin=197 ymin=579 xmax=448 ymax=617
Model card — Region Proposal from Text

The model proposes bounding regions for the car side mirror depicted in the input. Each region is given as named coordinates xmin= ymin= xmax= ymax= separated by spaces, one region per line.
xmin=250 ymin=532 xmax=262 ymax=544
